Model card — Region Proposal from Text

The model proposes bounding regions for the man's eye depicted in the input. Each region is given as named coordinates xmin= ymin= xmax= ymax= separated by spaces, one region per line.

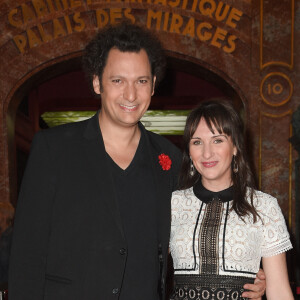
xmin=138 ymin=79 xmax=148 ymax=84
xmin=112 ymin=79 xmax=121 ymax=83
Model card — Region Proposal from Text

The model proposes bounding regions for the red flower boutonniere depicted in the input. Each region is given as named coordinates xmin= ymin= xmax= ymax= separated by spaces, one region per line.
xmin=158 ymin=153 xmax=172 ymax=171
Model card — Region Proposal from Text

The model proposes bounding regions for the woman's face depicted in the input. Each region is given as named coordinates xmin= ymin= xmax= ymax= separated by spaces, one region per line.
xmin=189 ymin=118 xmax=237 ymax=191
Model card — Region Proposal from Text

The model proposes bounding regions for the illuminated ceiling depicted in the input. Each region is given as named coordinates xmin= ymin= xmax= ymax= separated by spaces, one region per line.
xmin=42 ymin=110 xmax=190 ymax=135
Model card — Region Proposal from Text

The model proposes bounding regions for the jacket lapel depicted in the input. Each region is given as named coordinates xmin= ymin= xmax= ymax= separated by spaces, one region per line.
xmin=82 ymin=117 xmax=173 ymax=251
xmin=82 ymin=112 xmax=125 ymax=240
xmin=141 ymin=124 xmax=174 ymax=300
xmin=140 ymin=125 xmax=172 ymax=247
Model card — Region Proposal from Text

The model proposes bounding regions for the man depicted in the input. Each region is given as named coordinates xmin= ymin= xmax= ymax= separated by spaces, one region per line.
xmin=9 ymin=23 xmax=265 ymax=299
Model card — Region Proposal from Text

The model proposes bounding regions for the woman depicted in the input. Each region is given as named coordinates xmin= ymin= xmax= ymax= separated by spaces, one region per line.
xmin=170 ymin=100 xmax=294 ymax=299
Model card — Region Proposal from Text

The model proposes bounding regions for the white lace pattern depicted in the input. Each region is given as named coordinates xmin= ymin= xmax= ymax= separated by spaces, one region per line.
xmin=170 ymin=188 xmax=292 ymax=278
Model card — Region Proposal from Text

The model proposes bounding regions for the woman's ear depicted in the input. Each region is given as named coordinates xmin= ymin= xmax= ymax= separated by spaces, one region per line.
xmin=233 ymin=146 xmax=237 ymax=156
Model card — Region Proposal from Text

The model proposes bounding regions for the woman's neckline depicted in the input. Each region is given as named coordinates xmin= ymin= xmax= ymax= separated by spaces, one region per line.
xmin=193 ymin=180 xmax=234 ymax=203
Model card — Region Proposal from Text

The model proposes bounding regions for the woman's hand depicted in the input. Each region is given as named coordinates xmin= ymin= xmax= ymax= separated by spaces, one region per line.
xmin=242 ymin=269 xmax=266 ymax=299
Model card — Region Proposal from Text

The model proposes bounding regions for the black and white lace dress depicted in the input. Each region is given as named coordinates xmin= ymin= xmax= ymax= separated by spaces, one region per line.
xmin=170 ymin=181 xmax=292 ymax=300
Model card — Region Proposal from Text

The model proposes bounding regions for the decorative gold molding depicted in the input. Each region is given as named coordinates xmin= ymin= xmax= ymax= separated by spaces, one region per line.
xmin=260 ymin=0 xmax=294 ymax=70
xmin=260 ymin=72 xmax=293 ymax=107
xmin=259 ymin=110 xmax=293 ymax=229
xmin=288 ymin=121 xmax=292 ymax=229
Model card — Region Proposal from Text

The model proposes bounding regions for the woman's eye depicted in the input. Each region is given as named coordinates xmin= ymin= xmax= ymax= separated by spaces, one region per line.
xmin=214 ymin=139 xmax=223 ymax=144
xmin=192 ymin=140 xmax=201 ymax=145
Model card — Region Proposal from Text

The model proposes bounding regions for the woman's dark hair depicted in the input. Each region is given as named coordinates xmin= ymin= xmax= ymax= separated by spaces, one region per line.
xmin=179 ymin=99 xmax=259 ymax=222
xmin=82 ymin=22 xmax=166 ymax=90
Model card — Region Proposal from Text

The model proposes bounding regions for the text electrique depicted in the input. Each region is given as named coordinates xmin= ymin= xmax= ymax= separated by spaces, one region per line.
xmin=8 ymin=0 xmax=243 ymax=26
xmin=8 ymin=0 xmax=243 ymax=54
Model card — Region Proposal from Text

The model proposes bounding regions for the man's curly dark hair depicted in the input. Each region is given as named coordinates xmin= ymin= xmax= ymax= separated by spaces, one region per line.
xmin=82 ymin=22 xmax=166 ymax=90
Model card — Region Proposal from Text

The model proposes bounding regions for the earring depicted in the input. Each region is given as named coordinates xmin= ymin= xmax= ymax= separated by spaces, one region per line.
xmin=233 ymin=155 xmax=238 ymax=173
xmin=190 ymin=160 xmax=195 ymax=176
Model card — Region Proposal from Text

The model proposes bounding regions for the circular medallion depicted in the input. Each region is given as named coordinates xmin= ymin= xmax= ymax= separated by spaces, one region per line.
xmin=260 ymin=72 xmax=293 ymax=107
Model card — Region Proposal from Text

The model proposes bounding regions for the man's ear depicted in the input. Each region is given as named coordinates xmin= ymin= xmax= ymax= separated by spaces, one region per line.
xmin=93 ymin=75 xmax=101 ymax=94
xmin=151 ymin=76 xmax=156 ymax=96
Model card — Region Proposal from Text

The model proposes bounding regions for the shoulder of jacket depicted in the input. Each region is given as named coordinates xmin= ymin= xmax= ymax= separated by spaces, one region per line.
xmin=37 ymin=118 xmax=89 ymax=140
xmin=146 ymin=130 xmax=181 ymax=154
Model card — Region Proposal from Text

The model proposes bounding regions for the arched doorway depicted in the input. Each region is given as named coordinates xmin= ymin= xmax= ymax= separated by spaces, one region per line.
xmin=0 ymin=0 xmax=298 ymax=293
xmin=9 ymin=53 xmax=247 ymax=205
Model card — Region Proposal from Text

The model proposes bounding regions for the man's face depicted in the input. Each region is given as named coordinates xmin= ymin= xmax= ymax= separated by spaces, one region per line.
xmin=93 ymin=48 xmax=155 ymax=129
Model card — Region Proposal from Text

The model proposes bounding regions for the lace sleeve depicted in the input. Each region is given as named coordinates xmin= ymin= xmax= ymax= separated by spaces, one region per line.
xmin=258 ymin=192 xmax=293 ymax=257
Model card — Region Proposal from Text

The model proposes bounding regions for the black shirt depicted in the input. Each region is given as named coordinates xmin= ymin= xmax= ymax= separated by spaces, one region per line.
xmin=108 ymin=130 xmax=159 ymax=300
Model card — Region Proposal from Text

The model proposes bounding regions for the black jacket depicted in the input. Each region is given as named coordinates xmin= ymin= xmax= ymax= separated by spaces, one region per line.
xmin=8 ymin=112 xmax=182 ymax=300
